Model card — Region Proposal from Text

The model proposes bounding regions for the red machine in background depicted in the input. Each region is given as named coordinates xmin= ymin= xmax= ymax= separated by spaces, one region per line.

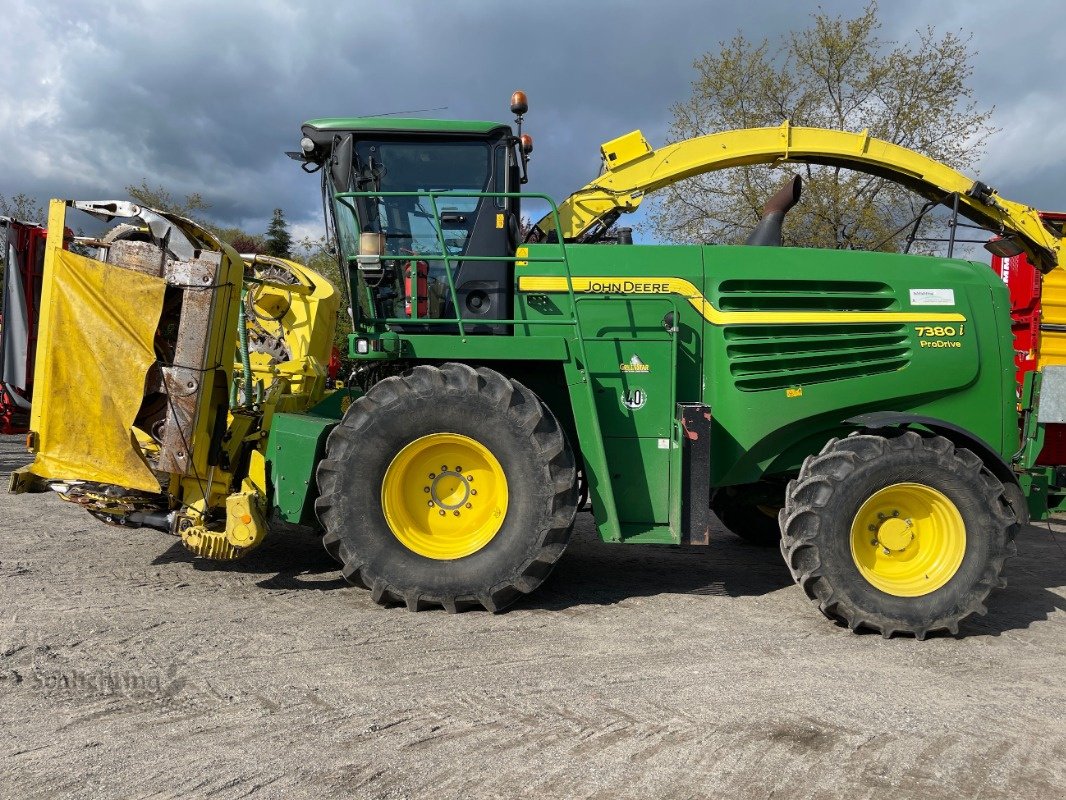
xmin=0 ymin=218 xmax=47 ymax=434
xmin=992 ymin=211 xmax=1066 ymax=464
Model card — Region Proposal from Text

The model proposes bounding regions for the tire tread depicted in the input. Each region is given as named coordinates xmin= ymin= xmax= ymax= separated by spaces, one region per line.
xmin=315 ymin=363 xmax=577 ymax=613
xmin=779 ymin=432 xmax=1017 ymax=639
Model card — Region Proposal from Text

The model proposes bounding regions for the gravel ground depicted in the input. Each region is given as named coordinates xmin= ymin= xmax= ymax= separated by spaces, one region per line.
xmin=1 ymin=433 xmax=1064 ymax=799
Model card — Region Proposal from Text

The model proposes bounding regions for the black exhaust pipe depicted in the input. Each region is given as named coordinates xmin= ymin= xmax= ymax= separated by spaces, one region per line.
xmin=745 ymin=174 xmax=802 ymax=247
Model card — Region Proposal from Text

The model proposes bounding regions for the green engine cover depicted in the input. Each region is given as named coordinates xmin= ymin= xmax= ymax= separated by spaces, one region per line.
xmin=514 ymin=242 xmax=1016 ymax=536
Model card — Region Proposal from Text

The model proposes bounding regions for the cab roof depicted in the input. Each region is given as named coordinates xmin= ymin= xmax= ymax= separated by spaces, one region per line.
xmin=302 ymin=117 xmax=511 ymax=136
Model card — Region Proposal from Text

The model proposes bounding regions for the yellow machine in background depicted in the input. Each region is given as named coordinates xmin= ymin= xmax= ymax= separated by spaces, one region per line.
xmin=12 ymin=200 xmax=338 ymax=560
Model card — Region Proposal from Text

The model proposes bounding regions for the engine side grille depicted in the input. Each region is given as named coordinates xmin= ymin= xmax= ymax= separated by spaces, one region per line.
xmin=725 ymin=323 xmax=911 ymax=391
xmin=717 ymin=279 xmax=898 ymax=312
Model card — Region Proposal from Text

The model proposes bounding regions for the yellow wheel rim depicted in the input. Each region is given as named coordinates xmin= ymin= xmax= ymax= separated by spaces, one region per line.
xmin=382 ymin=433 xmax=508 ymax=560
xmin=849 ymin=483 xmax=966 ymax=597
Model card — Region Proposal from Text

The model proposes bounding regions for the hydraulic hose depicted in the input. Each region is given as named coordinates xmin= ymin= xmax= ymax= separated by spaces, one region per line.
xmin=237 ymin=290 xmax=253 ymax=406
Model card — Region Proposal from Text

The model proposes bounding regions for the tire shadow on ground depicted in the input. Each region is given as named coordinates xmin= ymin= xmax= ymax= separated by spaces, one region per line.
xmin=147 ymin=510 xmax=1066 ymax=634
xmin=956 ymin=523 xmax=1066 ymax=637
xmin=513 ymin=520 xmax=795 ymax=612
xmin=518 ymin=520 xmax=1066 ymax=639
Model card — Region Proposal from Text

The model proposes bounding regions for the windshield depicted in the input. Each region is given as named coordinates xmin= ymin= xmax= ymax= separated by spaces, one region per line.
xmin=354 ymin=138 xmax=491 ymax=256
xmin=332 ymin=137 xmax=496 ymax=321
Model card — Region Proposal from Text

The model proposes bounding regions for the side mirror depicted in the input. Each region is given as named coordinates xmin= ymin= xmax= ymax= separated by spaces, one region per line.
xmin=330 ymin=134 xmax=354 ymax=194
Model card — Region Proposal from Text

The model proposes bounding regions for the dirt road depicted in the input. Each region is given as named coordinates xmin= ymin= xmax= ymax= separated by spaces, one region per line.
xmin=1 ymin=434 xmax=1064 ymax=799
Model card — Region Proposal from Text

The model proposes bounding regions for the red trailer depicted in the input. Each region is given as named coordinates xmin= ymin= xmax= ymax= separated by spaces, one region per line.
xmin=0 ymin=217 xmax=47 ymax=434
xmin=992 ymin=211 xmax=1066 ymax=464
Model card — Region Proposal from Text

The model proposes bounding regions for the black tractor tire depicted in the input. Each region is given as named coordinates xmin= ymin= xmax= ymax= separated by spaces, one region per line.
xmin=315 ymin=363 xmax=578 ymax=613
xmin=779 ymin=431 xmax=1017 ymax=639
xmin=1001 ymin=480 xmax=1030 ymax=525
xmin=711 ymin=485 xmax=783 ymax=547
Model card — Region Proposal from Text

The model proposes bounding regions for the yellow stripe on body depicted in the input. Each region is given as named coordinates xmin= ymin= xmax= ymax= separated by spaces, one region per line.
xmin=516 ymin=276 xmax=967 ymax=326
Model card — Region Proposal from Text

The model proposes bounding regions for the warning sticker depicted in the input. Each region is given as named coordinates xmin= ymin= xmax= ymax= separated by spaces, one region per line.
xmin=909 ymin=288 xmax=955 ymax=306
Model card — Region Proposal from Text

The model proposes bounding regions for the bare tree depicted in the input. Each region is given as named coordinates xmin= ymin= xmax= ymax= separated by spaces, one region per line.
xmin=651 ymin=3 xmax=996 ymax=252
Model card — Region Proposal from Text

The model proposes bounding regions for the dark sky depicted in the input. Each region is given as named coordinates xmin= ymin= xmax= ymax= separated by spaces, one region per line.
xmin=2 ymin=0 xmax=1062 ymax=243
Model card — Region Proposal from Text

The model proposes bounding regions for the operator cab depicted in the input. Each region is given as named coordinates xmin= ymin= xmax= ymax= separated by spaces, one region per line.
xmin=295 ymin=110 xmax=528 ymax=336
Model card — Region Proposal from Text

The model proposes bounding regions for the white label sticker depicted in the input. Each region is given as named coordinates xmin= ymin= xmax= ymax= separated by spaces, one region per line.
xmin=658 ymin=438 xmax=670 ymax=449
xmin=910 ymin=288 xmax=955 ymax=306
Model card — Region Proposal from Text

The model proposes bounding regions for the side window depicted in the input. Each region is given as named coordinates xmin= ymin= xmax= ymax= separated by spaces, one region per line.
xmin=332 ymin=197 xmax=360 ymax=259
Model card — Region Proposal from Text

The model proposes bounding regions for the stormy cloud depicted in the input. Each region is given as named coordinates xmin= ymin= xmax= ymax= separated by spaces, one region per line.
xmin=1 ymin=0 xmax=1062 ymax=240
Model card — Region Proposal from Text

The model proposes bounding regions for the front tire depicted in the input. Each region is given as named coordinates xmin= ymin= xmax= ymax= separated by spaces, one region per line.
xmin=780 ymin=431 xmax=1017 ymax=638
xmin=315 ymin=363 xmax=578 ymax=612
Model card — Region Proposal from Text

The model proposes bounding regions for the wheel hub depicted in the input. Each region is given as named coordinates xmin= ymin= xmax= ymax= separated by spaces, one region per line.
xmin=428 ymin=469 xmax=473 ymax=511
xmin=874 ymin=515 xmax=914 ymax=553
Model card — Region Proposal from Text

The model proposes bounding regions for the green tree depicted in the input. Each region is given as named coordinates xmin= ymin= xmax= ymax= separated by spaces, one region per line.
xmin=125 ymin=180 xmax=211 ymax=221
xmin=0 ymin=193 xmax=46 ymax=225
xmin=265 ymin=208 xmax=293 ymax=258
xmin=124 ymin=179 xmax=269 ymax=253
xmin=651 ymin=2 xmax=996 ymax=251
xmin=214 ymin=227 xmax=265 ymax=254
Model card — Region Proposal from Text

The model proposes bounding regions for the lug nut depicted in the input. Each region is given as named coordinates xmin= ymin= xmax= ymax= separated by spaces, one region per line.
xmin=470 ymin=489 xmax=477 ymax=496
xmin=441 ymin=465 xmax=448 ymax=472
xmin=868 ymin=524 xmax=877 ymax=532
xmin=453 ymin=511 xmax=460 ymax=517
xmin=423 ymin=486 xmax=430 ymax=493
xmin=438 ymin=510 xmax=446 ymax=517
xmin=892 ymin=510 xmax=899 ymax=517
xmin=455 ymin=466 xmax=462 ymax=473
xmin=466 ymin=475 xmax=473 ymax=481
xmin=466 ymin=503 xmax=472 ymax=509
xmin=429 ymin=473 xmax=435 ymax=479
xmin=427 ymin=500 xmax=434 ymax=507
xmin=882 ymin=547 xmax=891 ymax=555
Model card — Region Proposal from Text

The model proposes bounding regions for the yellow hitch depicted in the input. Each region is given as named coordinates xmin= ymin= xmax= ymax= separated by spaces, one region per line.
xmin=179 ymin=491 xmax=266 ymax=561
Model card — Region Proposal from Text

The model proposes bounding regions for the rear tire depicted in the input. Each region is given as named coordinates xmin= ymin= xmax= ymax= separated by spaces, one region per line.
xmin=315 ymin=363 xmax=578 ymax=612
xmin=780 ymin=431 xmax=1017 ymax=638
xmin=711 ymin=484 xmax=783 ymax=547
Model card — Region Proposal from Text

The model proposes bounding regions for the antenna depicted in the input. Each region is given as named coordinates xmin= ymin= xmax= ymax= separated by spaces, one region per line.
xmin=364 ymin=106 xmax=449 ymax=118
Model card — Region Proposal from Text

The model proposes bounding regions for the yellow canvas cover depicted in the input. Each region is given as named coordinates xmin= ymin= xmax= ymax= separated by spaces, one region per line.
xmin=28 ymin=247 xmax=165 ymax=492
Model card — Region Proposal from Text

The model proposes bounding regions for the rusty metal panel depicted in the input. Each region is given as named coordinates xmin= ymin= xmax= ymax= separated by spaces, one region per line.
xmin=155 ymin=251 xmax=224 ymax=475
xmin=166 ymin=252 xmax=220 ymax=286
xmin=106 ymin=239 xmax=166 ymax=277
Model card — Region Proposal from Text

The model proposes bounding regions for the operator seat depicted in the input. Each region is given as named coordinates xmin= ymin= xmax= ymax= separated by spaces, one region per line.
xmin=746 ymin=174 xmax=802 ymax=247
